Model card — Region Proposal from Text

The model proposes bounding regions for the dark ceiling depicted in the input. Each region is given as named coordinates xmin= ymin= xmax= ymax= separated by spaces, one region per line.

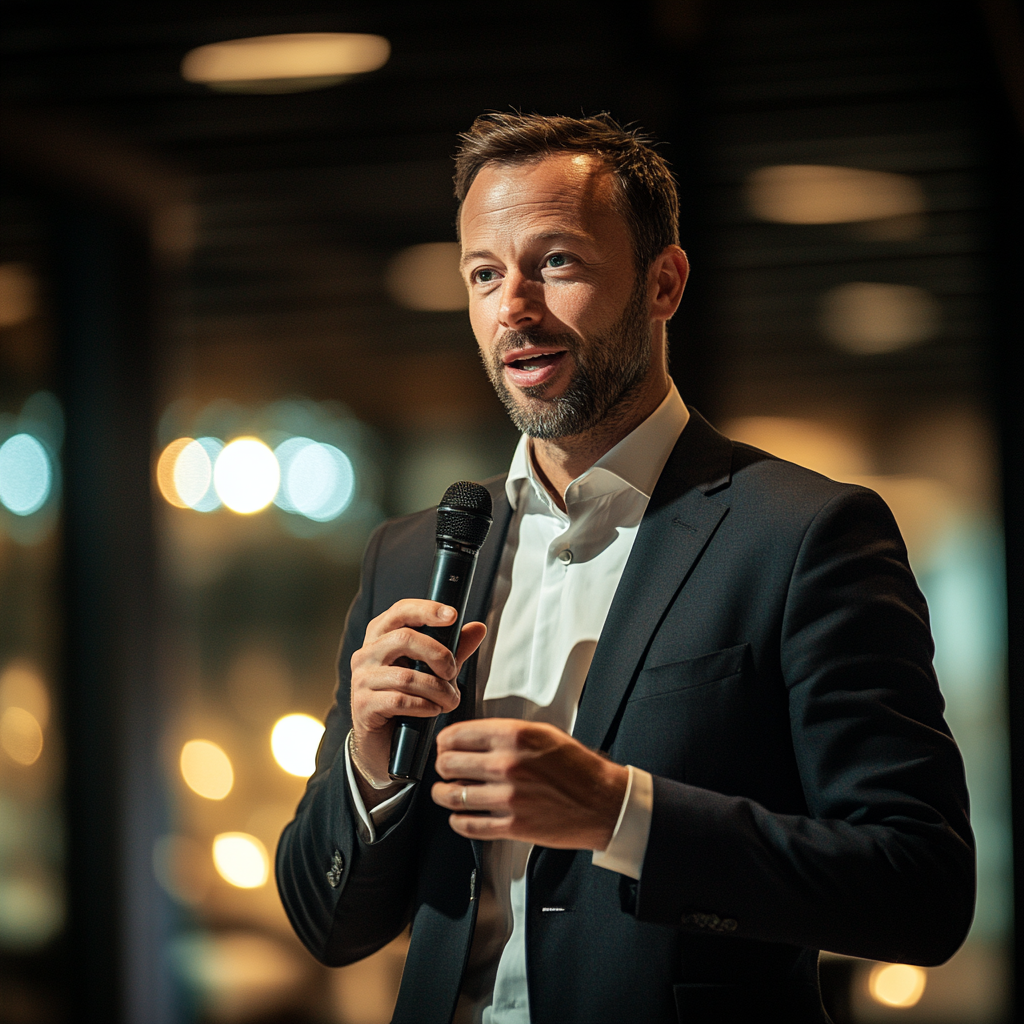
xmin=0 ymin=1 xmax=1016 ymax=425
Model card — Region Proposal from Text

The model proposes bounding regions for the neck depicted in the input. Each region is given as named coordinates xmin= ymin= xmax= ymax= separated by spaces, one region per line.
xmin=530 ymin=367 xmax=670 ymax=511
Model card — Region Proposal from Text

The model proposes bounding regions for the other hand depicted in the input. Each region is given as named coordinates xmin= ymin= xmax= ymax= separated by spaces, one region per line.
xmin=431 ymin=719 xmax=628 ymax=850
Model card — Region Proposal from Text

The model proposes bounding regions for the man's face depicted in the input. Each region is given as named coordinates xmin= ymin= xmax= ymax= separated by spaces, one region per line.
xmin=459 ymin=153 xmax=653 ymax=440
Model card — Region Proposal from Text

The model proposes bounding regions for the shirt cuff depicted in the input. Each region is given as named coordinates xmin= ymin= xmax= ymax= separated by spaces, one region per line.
xmin=343 ymin=729 xmax=414 ymax=844
xmin=591 ymin=765 xmax=653 ymax=880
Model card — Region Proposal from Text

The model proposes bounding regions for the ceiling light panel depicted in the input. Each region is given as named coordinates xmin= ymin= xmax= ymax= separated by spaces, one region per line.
xmin=181 ymin=33 xmax=390 ymax=94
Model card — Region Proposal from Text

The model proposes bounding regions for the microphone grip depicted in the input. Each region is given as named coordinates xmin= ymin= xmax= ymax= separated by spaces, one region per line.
xmin=388 ymin=546 xmax=479 ymax=782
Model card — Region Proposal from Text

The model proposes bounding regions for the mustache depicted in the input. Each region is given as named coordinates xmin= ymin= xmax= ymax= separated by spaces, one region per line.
xmin=494 ymin=328 xmax=578 ymax=360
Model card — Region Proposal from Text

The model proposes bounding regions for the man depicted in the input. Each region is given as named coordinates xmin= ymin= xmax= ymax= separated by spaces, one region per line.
xmin=277 ymin=113 xmax=974 ymax=1024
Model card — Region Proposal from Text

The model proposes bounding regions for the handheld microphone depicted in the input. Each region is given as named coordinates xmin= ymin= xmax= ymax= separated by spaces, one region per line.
xmin=388 ymin=481 xmax=493 ymax=782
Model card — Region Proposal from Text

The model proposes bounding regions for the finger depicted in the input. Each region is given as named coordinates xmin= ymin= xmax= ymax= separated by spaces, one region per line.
xmin=364 ymin=600 xmax=457 ymax=644
xmin=357 ymin=666 xmax=461 ymax=717
xmin=447 ymin=813 xmax=515 ymax=840
xmin=431 ymin=781 xmax=512 ymax=812
xmin=434 ymin=749 xmax=509 ymax=782
xmin=453 ymin=621 xmax=487 ymax=675
xmin=361 ymin=689 xmax=450 ymax=723
xmin=436 ymin=718 xmax=521 ymax=754
xmin=365 ymin=627 xmax=457 ymax=681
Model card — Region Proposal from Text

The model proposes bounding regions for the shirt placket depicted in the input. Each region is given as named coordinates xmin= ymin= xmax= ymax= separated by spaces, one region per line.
xmin=525 ymin=508 xmax=572 ymax=711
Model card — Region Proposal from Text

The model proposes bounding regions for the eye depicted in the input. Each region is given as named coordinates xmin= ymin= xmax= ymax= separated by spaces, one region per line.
xmin=472 ymin=268 xmax=500 ymax=284
xmin=545 ymin=253 xmax=570 ymax=269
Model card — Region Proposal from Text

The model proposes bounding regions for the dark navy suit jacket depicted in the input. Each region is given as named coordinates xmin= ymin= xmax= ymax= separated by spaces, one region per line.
xmin=276 ymin=409 xmax=974 ymax=1024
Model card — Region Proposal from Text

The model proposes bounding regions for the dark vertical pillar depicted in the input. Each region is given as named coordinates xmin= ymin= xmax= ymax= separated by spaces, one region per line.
xmin=645 ymin=1 xmax=722 ymax=421
xmin=54 ymin=200 xmax=173 ymax=1023
xmin=975 ymin=3 xmax=1024 ymax=1014
xmin=995 ymin=122 xmax=1024 ymax=1024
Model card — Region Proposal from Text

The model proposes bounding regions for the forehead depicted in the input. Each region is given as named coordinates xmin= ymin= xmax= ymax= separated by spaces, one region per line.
xmin=459 ymin=152 xmax=628 ymax=248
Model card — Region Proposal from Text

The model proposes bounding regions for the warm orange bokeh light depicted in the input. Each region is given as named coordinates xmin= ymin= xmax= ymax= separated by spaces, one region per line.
xmin=212 ymin=833 xmax=269 ymax=888
xmin=180 ymin=739 xmax=234 ymax=800
xmin=869 ymin=963 xmax=927 ymax=1008
xmin=156 ymin=437 xmax=195 ymax=508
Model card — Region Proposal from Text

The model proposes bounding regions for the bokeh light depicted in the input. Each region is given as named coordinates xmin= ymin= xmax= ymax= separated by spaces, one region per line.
xmin=181 ymin=33 xmax=390 ymax=94
xmin=386 ymin=242 xmax=467 ymax=311
xmin=868 ymin=963 xmax=927 ymax=1008
xmin=819 ymin=282 xmax=939 ymax=354
xmin=153 ymin=834 xmax=214 ymax=906
xmin=274 ymin=437 xmax=355 ymax=521
xmin=271 ymin=714 xmax=325 ymax=777
xmin=0 ymin=433 xmax=52 ymax=516
xmin=0 ymin=707 xmax=44 ymax=766
xmin=212 ymin=833 xmax=269 ymax=889
xmin=0 ymin=263 xmax=38 ymax=328
xmin=170 ymin=930 xmax=308 ymax=1017
xmin=180 ymin=739 xmax=234 ymax=800
xmin=175 ymin=437 xmax=224 ymax=511
xmin=0 ymin=661 xmax=50 ymax=729
xmin=745 ymin=165 xmax=926 ymax=225
xmin=156 ymin=437 xmax=195 ymax=508
xmin=0 ymin=870 xmax=64 ymax=949
xmin=214 ymin=437 xmax=279 ymax=514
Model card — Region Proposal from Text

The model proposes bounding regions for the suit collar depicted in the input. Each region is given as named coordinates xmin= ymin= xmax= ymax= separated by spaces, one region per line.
xmin=504 ymin=381 xmax=690 ymax=513
xmin=571 ymin=409 xmax=733 ymax=751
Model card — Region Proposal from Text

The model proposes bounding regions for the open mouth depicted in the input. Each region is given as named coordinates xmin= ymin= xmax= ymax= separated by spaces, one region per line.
xmin=501 ymin=348 xmax=568 ymax=388
xmin=505 ymin=352 xmax=563 ymax=371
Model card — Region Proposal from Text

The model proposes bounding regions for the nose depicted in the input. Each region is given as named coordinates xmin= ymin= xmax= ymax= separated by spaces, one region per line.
xmin=498 ymin=270 xmax=543 ymax=330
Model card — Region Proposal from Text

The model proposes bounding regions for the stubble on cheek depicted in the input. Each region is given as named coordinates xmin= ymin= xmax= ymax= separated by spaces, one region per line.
xmin=478 ymin=279 xmax=653 ymax=441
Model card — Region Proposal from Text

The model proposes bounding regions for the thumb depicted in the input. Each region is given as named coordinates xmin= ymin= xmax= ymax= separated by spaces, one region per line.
xmin=453 ymin=621 xmax=487 ymax=675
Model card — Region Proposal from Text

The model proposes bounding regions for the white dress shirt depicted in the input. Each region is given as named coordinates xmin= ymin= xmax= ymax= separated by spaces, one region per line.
xmin=346 ymin=383 xmax=689 ymax=1023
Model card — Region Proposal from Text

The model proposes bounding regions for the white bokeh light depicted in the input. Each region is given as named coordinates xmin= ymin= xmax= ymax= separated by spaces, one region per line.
xmin=179 ymin=739 xmax=234 ymax=800
xmin=271 ymin=713 xmax=325 ymax=777
xmin=0 ymin=434 xmax=51 ymax=516
xmin=212 ymin=833 xmax=269 ymax=889
xmin=869 ymin=963 xmax=927 ymax=1008
xmin=173 ymin=438 xmax=224 ymax=511
xmin=274 ymin=437 xmax=355 ymax=521
xmin=214 ymin=438 xmax=280 ymax=514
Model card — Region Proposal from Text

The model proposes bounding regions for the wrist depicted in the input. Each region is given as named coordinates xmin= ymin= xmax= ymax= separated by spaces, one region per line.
xmin=349 ymin=732 xmax=398 ymax=791
xmin=592 ymin=759 xmax=629 ymax=851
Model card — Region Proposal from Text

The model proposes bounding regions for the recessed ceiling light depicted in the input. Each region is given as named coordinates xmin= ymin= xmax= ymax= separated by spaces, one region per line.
xmin=744 ymin=165 xmax=925 ymax=225
xmin=386 ymin=243 xmax=468 ymax=312
xmin=819 ymin=282 xmax=939 ymax=354
xmin=181 ymin=33 xmax=390 ymax=94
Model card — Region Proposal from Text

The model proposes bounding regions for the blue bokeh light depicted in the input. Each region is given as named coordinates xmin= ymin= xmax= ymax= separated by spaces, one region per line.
xmin=190 ymin=437 xmax=224 ymax=512
xmin=0 ymin=434 xmax=52 ymax=516
xmin=274 ymin=437 xmax=355 ymax=521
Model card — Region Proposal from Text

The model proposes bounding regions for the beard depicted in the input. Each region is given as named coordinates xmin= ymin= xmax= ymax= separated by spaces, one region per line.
xmin=481 ymin=280 xmax=653 ymax=440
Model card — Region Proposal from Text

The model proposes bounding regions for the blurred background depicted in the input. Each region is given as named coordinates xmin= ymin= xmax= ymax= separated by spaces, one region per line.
xmin=0 ymin=1 xmax=1020 ymax=1022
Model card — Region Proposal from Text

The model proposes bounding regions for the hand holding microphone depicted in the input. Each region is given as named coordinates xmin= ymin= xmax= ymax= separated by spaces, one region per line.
xmin=348 ymin=483 xmax=492 ymax=797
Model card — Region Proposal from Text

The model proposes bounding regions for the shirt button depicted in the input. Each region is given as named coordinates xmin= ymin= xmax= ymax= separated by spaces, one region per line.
xmin=557 ymin=549 xmax=573 ymax=565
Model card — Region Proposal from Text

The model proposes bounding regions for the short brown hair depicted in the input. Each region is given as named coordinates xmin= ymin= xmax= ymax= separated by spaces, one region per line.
xmin=453 ymin=112 xmax=680 ymax=274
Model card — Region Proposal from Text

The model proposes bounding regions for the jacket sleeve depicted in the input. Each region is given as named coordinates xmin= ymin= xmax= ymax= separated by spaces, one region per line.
xmin=633 ymin=486 xmax=976 ymax=966
xmin=275 ymin=522 xmax=422 ymax=966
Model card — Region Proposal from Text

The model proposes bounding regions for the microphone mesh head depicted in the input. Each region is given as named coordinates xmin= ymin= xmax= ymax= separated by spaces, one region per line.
xmin=436 ymin=481 xmax=492 ymax=549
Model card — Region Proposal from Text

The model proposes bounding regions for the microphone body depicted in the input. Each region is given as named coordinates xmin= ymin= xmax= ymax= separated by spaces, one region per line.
xmin=388 ymin=482 xmax=492 ymax=782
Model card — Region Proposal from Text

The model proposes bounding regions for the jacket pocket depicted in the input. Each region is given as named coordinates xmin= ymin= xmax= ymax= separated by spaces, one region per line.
xmin=629 ymin=643 xmax=750 ymax=702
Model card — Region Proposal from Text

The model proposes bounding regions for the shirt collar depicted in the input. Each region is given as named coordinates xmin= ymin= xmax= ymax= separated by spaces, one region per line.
xmin=505 ymin=381 xmax=690 ymax=513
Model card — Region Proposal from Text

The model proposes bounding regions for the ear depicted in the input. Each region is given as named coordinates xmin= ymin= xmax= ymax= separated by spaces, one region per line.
xmin=649 ymin=246 xmax=689 ymax=322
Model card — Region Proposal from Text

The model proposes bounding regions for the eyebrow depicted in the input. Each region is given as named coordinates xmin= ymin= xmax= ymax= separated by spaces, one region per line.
xmin=460 ymin=249 xmax=493 ymax=268
xmin=459 ymin=232 xmax=593 ymax=269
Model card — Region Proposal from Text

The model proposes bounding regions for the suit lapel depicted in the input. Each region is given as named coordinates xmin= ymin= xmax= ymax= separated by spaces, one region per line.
xmin=572 ymin=410 xmax=733 ymax=752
